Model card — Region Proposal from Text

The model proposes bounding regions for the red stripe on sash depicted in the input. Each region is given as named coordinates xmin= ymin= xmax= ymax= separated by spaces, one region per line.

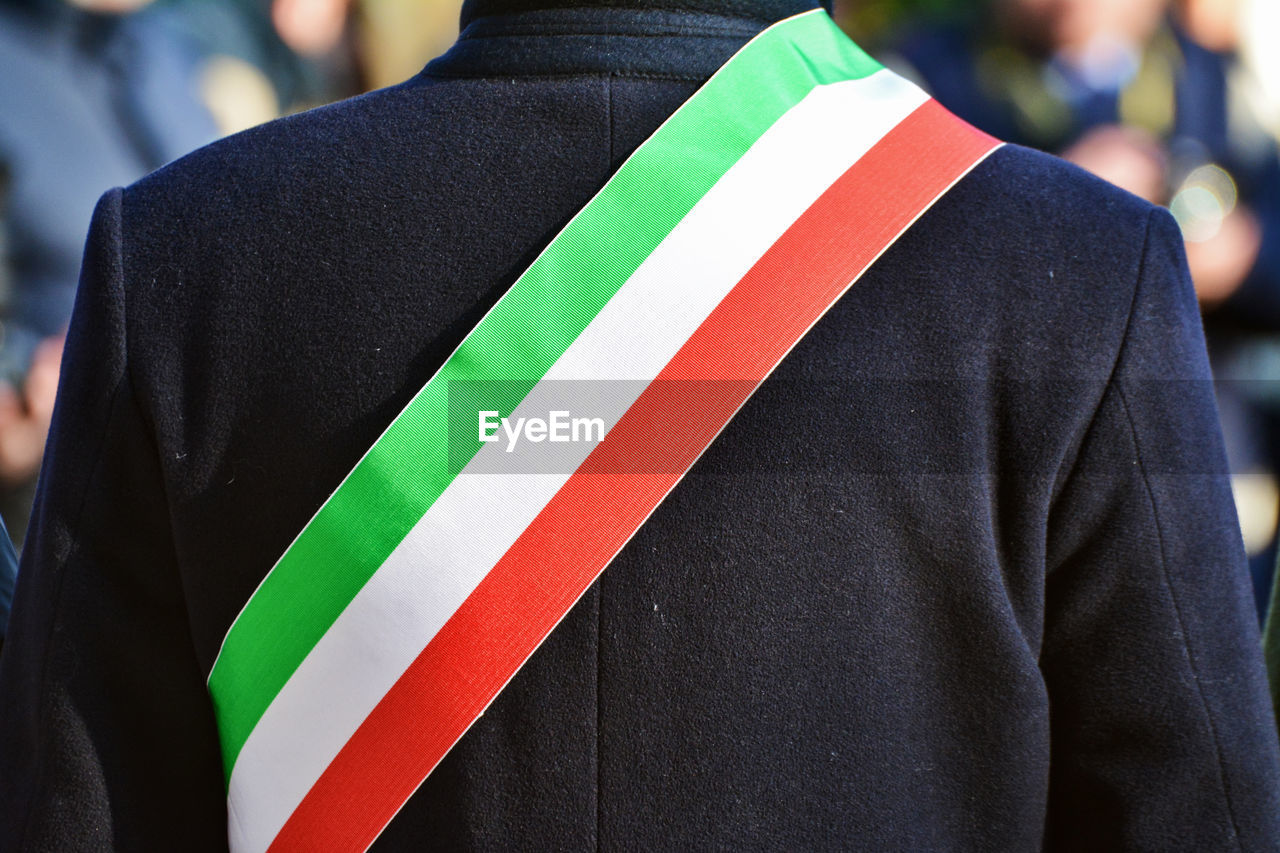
xmin=270 ymin=100 xmax=998 ymax=852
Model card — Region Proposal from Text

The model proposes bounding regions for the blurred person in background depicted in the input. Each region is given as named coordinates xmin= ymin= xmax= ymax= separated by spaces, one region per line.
xmin=354 ymin=0 xmax=462 ymax=92
xmin=156 ymin=0 xmax=469 ymax=135
xmin=885 ymin=0 xmax=1277 ymax=306
xmin=884 ymin=0 xmax=1280 ymax=618
xmin=0 ymin=0 xmax=218 ymax=542
xmin=154 ymin=0 xmax=361 ymax=136
xmin=0 ymin=0 xmax=464 ymax=552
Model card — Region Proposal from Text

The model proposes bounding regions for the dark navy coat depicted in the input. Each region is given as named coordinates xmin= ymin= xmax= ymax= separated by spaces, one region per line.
xmin=1 ymin=1 xmax=1278 ymax=849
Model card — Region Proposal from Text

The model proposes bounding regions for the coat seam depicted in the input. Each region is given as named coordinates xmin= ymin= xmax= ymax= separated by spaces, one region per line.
xmin=114 ymin=197 xmax=204 ymax=677
xmin=1046 ymin=206 xmax=1157 ymax=518
xmin=16 ymin=189 xmax=131 ymax=851
xmin=595 ymin=72 xmax=613 ymax=853
xmin=1114 ymin=384 xmax=1246 ymax=850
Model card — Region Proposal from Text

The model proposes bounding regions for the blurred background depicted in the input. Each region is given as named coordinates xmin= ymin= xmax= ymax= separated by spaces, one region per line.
xmin=1 ymin=0 xmax=1278 ymax=622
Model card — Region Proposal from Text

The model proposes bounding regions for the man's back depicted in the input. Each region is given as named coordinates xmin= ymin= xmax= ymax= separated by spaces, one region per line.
xmin=2 ymin=1 xmax=1278 ymax=849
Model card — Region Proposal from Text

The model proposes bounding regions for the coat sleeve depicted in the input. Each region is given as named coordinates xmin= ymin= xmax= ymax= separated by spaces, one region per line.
xmin=0 ymin=189 xmax=228 ymax=851
xmin=1041 ymin=207 xmax=1280 ymax=850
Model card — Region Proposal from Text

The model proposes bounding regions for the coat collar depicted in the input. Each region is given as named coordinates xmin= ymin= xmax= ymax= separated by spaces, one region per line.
xmin=460 ymin=0 xmax=823 ymax=29
xmin=430 ymin=0 xmax=823 ymax=80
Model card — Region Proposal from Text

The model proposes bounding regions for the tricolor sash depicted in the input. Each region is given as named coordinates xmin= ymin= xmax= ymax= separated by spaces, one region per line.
xmin=209 ymin=10 xmax=1000 ymax=851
